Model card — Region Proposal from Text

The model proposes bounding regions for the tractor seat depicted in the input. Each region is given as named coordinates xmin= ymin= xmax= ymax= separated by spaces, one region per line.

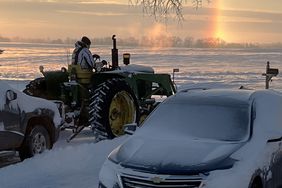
xmin=68 ymin=64 xmax=93 ymax=84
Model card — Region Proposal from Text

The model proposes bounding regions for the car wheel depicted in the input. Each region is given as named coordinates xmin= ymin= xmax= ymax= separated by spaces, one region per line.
xmin=19 ymin=125 xmax=51 ymax=160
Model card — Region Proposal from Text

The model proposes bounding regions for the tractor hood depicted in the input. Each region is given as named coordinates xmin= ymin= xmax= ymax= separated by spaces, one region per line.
xmin=109 ymin=136 xmax=244 ymax=175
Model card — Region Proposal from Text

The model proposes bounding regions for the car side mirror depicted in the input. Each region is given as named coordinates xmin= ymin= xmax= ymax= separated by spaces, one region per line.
xmin=6 ymin=90 xmax=17 ymax=102
xmin=124 ymin=123 xmax=137 ymax=135
xmin=267 ymin=136 xmax=282 ymax=143
xmin=266 ymin=129 xmax=282 ymax=143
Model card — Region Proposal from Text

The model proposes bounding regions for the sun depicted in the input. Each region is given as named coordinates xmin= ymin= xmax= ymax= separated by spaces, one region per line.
xmin=215 ymin=29 xmax=226 ymax=40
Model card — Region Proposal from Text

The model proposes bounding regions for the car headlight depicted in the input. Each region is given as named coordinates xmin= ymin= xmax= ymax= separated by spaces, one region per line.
xmin=99 ymin=159 xmax=121 ymax=188
xmin=108 ymin=146 xmax=122 ymax=164
xmin=51 ymin=100 xmax=65 ymax=119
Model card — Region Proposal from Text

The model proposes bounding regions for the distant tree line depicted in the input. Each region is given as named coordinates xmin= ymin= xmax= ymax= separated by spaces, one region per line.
xmin=0 ymin=34 xmax=281 ymax=49
xmin=0 ymin=35 xmax=10 ymax=42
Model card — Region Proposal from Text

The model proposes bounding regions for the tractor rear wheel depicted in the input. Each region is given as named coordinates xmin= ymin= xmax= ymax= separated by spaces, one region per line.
xmin=89 ymin=78 xmax=139 ymax=139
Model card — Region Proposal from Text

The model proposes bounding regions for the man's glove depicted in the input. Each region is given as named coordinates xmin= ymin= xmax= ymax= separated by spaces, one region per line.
xmin=93 ymin=54 xmax=100 ymax=60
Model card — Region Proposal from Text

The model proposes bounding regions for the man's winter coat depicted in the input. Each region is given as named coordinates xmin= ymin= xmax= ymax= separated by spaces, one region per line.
xmin=72 ymin=41 xmax=95 ymax=70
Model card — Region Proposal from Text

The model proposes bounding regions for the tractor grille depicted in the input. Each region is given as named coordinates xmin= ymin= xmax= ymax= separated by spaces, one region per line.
xmin=120 ymin=173 xmax=203 ymax=188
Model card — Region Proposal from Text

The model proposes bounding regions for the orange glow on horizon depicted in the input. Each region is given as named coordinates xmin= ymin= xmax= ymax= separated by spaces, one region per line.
xmin=143 ymin=23 xmax=174 ymax=50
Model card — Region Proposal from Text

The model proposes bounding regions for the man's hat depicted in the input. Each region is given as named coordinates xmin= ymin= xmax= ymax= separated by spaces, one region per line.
xmin=81 ymin=36 xmax=91 ymax=46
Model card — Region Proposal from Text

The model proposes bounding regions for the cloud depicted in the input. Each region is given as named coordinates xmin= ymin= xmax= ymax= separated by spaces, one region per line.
xmin=182 ymin=6 xmax=282 ymax=23
xmin=20 ymin=0 xmax=127 ymax=4
xmin=79 ymin=1 xmax=127 ymax=5
xmin=57 ymin=10 xmax=127 ymax=16
xmin=221 ymin=8 xmax=282 ymax=23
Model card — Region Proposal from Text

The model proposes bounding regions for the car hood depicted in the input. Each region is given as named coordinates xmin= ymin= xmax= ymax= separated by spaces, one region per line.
xmin=111 ymin=136 xmax=244 ymax=174
xmin=0 ymin=81 xmax=62 ymax=127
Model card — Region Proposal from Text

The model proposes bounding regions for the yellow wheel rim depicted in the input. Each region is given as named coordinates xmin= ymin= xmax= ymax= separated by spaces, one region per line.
xmin=139 ymin=114 xmax=148 ymax=125
xmin=109 ymin=91 xmax=136 ymax=136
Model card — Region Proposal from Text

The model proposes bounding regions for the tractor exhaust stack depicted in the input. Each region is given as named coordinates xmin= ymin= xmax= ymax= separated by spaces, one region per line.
xmin=111 ymin=35 xmax=119 ymax=69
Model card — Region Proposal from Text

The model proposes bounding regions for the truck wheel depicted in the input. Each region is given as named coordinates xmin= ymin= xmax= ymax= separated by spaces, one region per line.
xmin=19 ymin=125 xmax=51 ymax=160
xmin=89 ymin=78 xmax=140 ymax=139
xmin=23 ymin=77 xmax=47 ymax=98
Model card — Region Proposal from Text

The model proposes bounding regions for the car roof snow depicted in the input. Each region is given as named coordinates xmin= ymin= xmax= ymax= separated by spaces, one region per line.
xmin=166 ymin=89 xmax=281 ymax=107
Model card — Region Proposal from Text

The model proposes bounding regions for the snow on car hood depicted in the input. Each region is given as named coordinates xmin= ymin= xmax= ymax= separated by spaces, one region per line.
xmin=110 ymin=135 xmax=244 ymax=174
xmin=0 ymin=81 xmax=62 ymax=127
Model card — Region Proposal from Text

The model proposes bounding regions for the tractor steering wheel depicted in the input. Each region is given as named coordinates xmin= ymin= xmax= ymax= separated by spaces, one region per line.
xmin=92 ymin=54 xmax=100 ymax=62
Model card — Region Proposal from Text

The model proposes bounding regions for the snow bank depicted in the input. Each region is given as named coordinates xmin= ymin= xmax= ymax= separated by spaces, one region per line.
xmin=0 ymin=136 xmax=127 ymax=188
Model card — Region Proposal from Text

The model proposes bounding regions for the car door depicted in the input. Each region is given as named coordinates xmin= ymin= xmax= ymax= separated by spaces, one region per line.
xmin=0 ymin=90 xmax=22 ymax=150
xmin=266 ymin=138 xmax=282 ymax=188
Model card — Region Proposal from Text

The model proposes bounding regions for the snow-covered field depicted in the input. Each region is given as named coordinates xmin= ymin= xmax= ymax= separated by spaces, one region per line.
xmin=1 ymin=42 xmax=282 ymax=89
xmin=0 ymin=43 xmax=282 ymax=187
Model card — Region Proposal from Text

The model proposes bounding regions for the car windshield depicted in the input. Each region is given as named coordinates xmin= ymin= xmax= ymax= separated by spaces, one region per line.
xmin=143 ymin=101 xmax=250 ymax=142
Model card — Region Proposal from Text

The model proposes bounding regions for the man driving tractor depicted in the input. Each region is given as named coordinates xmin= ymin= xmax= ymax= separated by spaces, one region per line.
xmin=72 ymin=36 xmax=100 ymax=70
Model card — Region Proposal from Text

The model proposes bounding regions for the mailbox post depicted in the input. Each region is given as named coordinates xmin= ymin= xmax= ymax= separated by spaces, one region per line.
xmin=262 ymin=61 xmax=279 ymax=89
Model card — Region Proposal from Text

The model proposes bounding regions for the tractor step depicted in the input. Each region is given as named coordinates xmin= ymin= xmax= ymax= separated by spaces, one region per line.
xmin=66 ymin=126 xmax=85 ymax=142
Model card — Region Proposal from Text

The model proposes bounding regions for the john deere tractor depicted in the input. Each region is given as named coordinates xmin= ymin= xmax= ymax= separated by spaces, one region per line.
xmin=24 ymin=35 xmax=176 ymax=140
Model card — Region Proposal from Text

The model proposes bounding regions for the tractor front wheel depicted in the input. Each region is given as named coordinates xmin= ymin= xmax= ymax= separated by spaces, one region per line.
xmin=89 ymin=78 xmax=139 ymax=139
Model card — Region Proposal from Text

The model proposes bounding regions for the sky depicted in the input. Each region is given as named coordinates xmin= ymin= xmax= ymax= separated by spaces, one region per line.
xmin=0 ymin=0 xmax=281 ymax=43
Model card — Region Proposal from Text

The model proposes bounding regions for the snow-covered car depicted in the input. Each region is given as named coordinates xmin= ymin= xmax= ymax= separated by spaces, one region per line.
xmin=99 ymin=89 xmax=282 ymax=188
xmin=0 ymin=81 xmax=62 ymax=160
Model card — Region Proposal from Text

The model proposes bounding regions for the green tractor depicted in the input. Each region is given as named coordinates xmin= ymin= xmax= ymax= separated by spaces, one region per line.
xmin=23 ymin=35 xmax=176 ymax=140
